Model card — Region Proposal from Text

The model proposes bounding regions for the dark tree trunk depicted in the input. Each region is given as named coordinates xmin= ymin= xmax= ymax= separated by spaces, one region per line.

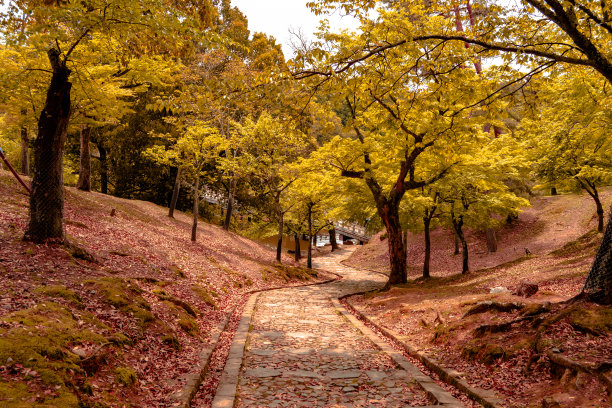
xmin=380 ymin=202 xmax=407 ymax=285
xmin=329 ymin=227 xmax=339 ymax=251
xmin=582 ymin=204 xmax=612 ymax=304
xmin=25 ymin=48 xmax=72 ymax=243
xmin=423 ymin=216 xmax=431 ymax=279
xmin=76 ymin=126 xmax=91 ymax=191
xmin=307 ymin=204 xmax=313 ymax=269
xmin=169 ymin=166 xmax=181 ymax=218
xmin=191 ymin=175 xmax=200 ymax=242
xmin=454 ymin=232 xmax=460 ymax=255
xmin=596 ymin=199 xmax=605 ymax=233
xmin=20 ymin=126 xmax=29 ymax=176
xmin=276 ymin=211 xmax=283 ymax=263
xmin=485 ymin=228 xmax=497 ymax=253
xmin=294 ymin=233 xmax=301 ymax=262
xmin=452 ymin=213 xmax=469 ymax=274
xmin=551 ymin=187 xmax=558 ymax=196
xmin=97 ymin=143 xmax=108 ymax=194
xmin=223 ymin=179 xmax=235 ymax=231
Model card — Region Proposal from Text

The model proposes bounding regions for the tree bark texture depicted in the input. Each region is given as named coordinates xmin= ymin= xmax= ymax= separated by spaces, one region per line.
xmin=76 ymin=126 xmax=91 ymax=191
xmin=423 ymin=216 xmax=431 ymax=279
xmin=26 ymin=48 xmax=71 ymax=243
xmin=329 ymin=227 xmax=339 ymax=251
xmin=381 ymin=203 xmax=407 ymax=285
xmin=191 ymin=175 xmax=200 ymax=242
xmin=169 ymin=167 xmax=182 ymax=218
xmin=582 ymin=204 xmax=612 ymax=304
xmin=276 ymin=211 xmax=283 ymax=263
xmin=452 ymin=213 xmax=469 ymax=274
xmin=454 ymin=233 xmax=460 ymax=255
xmin=485 ymin=228 xmax=498 ymax=253
xmin=20 ymin=126 xmax=29 ymax=176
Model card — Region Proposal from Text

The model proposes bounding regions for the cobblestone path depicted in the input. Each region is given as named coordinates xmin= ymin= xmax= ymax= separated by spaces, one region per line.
xmin=231 ymin=250 xmax=442 ymax=408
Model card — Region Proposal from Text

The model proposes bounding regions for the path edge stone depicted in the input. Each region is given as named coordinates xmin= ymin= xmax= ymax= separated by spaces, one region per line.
xmin=339 ymin=293 xmax=505 ymax=408
xmin=170 ymin=305 xmax=237 ymax=408
xmin=211 ymin=293 xmax=260 ymax=408
xmin=331 ymin=298 xmax=464 ymax=407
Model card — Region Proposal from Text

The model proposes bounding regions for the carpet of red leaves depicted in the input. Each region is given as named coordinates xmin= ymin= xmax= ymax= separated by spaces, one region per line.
xmin=346 ymin=190 xmax=612 ymax=407
xmin=0 ymin=170 xmax=331 ymax=407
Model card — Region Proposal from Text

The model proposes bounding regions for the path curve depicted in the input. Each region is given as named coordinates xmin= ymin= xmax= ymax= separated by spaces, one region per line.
xmin=211 ymin=249 xmax=463 ymax=408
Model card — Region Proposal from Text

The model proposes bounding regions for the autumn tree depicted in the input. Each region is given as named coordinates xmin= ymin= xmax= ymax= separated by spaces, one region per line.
xmin=523 ymin=72 xmax=612 ymax=233
xmin=305 ymin=0 xmax=612 ymax=303
xmin=237 ymin=113 xmax=309 ymax=262
xmin=147 ymin=121 xmax=222 ymax=241
xmin=0 ymin=0 xmax=213 ymax=243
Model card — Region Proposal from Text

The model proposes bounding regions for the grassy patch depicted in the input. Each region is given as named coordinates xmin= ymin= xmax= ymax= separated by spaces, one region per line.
xmin=114 ymin=367 xmax=137 ymax=387
xmin=86 ymin=278 xmax=155 ymax=329
xmin=35 ymin=285 xmax=82 ymax=303
xmin=164 ymin=301 xmax=199 ymax=336
xmin=262 ymin=264 xmax=318 ymax=282
xmin=0 ymin=302 xmax=109 ymax=407
xmin=192 ymin=285 xmax=218 ymax=309
xmin=550 ymin=229 xmax=600 ymax=258
xmin=152 ymin=289 xmax=198 ymax=316
xmin=161 ymin=335 xmax=181 ymax=351
xmin=544 ymin=304 xmax=612 ymax=335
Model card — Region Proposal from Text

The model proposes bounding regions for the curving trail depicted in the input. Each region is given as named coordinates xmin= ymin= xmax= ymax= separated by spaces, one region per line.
xmin=211 ymin=249 xmax=463 ymax=408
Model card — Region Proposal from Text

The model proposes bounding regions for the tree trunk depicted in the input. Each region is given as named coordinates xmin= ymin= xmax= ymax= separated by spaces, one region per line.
xmin=169 ymin=167 xmax=182 ymax=218
xmin=307 ymin=204 xmax=313 ymax=269
xmin=381 ymin=203 xmax=407 ymax=285
xmin=452 ymin=215 xmax=469 ymax=274
xmin=98 ymin=143 xmax=108 ymax=194
xmin=76 ymin=126 xmax=91 ymax=191
xmin=485 ymin=228 xmax=497 ymax=253
xmin=454 ymin=232 xmax=460 ymax=255
xmin=295 ymin=233 xmax=301 ymax=262
xmin=329 ymin=227 xmax=339 ymax=251
xmin=25 ymin=48 xmax=72 ymax=243
xmin=551 ymin=187 xmax=558 ymax=196
xmin=582 ymin=204 xmax=612 ymax=304
xmin=223 ymin=179 xmax=235 ymax=231
xmin=20 ymin=126 xmax=29 ymax=176
xmin=276 ymin=211 xmax=283 ymax=263
xmin=594 ymin=193 xmax=605 ymax=233
xmin=191 ymin=175 xmax=200 ymax=242
xmin=423 ymin=216 xmax=431 ymax=279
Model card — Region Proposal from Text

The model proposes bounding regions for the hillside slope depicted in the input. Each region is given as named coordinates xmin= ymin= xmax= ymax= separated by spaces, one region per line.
xmin=346 ymin=190 xmax=611 ymax=281
xmin=0 ymin=170 xmax=326 ymax=407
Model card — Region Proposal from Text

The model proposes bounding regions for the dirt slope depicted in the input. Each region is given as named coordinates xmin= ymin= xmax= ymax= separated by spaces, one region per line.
xmin=345 ymin=190 xmax=612 ymax=407
xmin=0 ymin=170 xmax=327 ymax=407
xmin=346 ymin=190 xmax=612 ymax=279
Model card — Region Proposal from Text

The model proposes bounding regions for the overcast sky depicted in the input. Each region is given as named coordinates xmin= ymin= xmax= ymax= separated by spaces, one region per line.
xmin=230 ymin=0 xmax=360 ymax=58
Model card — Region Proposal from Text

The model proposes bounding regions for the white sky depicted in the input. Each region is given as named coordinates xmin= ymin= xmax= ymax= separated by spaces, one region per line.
xmin=230 ymin=0 xmax=361 ymax=58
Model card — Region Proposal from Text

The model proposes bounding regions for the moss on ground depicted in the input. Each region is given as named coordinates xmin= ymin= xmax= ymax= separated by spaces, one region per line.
xmin=461 ymin=342 xmax=509 ymax=364
xmin=550 ymin=229 xmax=600 ymax=258
xmin=191 ymin=285 xmax=218 ymax=309
xmin=114 ymin=366 xmax=137 ymax=387
xmin=262 ymin=264 xmax=318 ymax=282
xmin=35 ymin=285 xmax=82 ymax=303
xmin=86 ymin=278 xmax=155 ymax=329
xmin=0 ymin=302 xmax=110 ymax=407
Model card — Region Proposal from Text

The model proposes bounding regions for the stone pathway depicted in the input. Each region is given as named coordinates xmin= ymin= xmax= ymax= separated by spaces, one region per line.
xmin=214 ymin=250 xmax=463 ymax=408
